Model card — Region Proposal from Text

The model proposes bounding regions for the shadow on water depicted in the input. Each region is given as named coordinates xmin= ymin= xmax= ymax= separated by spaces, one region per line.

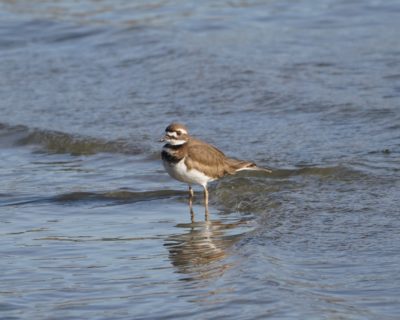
xmin=165 ymin=218 xmax=250 ymax=281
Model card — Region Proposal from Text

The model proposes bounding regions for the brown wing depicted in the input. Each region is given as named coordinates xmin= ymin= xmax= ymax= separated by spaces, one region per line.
xmin=185 ymin=138 xmax=256 ymax=178
xmin=185 ymin=139 xmax=231 ymax=179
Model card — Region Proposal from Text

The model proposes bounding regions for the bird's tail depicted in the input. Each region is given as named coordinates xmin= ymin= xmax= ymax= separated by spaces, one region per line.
xmin=242 ymin=166 xmax=272 ymax=173
xmin=236 ymin=164 xmax=272 ymax=173
xmin=226 ymin=159 xmax=272 ymax=174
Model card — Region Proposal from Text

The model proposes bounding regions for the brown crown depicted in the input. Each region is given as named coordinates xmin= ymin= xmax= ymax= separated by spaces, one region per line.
xmin=165 ymin=123 xmax=189 ymax=133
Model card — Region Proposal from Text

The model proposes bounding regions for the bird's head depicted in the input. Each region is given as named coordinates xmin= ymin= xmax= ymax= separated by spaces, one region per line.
xmin=160 ymin=123 xmax=190 ymax=146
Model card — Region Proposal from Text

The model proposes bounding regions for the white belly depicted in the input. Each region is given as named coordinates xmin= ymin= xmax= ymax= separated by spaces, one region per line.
xmin=163 ymin=158 xmax=212 ymax=187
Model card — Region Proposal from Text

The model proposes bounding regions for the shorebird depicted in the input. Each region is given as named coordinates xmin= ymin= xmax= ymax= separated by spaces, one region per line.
xmin=160 ymin=123 xmax=271 ymax=220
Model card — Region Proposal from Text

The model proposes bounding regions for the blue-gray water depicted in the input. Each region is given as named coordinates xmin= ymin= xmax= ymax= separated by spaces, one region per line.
xmin=1 ymin=1 xmax=400 ymax=319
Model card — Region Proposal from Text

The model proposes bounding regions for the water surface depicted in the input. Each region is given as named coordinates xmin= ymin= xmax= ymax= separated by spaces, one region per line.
xmin=1 ymin=0 xmax=400 ymax=319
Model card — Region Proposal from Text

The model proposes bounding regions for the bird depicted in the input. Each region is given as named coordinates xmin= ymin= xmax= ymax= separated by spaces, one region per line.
xmin=160 ymin=123 xmax=271 ymax=220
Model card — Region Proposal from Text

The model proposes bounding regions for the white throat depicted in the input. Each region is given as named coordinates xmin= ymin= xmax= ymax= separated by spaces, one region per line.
xmin=167 ymin=139 xmax=186 ymax=146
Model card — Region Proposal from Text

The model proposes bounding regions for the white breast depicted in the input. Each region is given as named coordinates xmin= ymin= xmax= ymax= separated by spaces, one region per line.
xmin=163 ymin=157 xmax=213 ymax=188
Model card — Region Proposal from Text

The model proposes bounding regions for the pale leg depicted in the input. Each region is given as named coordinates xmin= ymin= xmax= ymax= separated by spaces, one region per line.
xmin=203 ymin=185 xmax=209 ymax=221
xmin=188 ymin=185 xmax=194 ymax=222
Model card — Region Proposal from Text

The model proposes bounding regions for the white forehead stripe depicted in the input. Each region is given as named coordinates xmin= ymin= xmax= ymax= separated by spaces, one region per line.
xmin=166 ymin=129 xmax=187 ymax=137
xmin=167 ymin=131 xmax=178 ymax=138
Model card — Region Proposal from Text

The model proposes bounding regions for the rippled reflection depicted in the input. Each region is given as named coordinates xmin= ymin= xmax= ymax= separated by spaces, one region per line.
xmin=165 ymin=219 xmax=248 ymax=280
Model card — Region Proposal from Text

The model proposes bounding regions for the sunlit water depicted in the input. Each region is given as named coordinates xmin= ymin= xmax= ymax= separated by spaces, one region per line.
xmin=1 ymin=0 xmax=400 ymax=319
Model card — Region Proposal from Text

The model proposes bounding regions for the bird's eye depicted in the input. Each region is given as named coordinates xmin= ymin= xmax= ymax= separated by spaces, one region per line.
xmin=177 ymin=131 xmax=182 ymax=136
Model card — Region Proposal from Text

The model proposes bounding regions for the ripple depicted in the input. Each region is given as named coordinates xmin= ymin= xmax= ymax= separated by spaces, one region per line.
xmin=1 ymin=189 xmax=188 ymax=207
xmin=36 ymin=235 xmax=162 ymax=242
xmin=0 ymin=123 xmax=145 ymax=155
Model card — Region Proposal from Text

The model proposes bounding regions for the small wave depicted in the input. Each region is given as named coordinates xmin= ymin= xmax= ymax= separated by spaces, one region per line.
xmin=35 ymin=236 xmax=161 ymax=242
xmin=0 ymin=123 xmax=144 ymax=155
xmin=47 ymin=27 xmax=104 ymax=44
xmin=54 ymin=190 xmax=187 ymax=204
xmin=0 ymin=123 xmax=28 ymax=147
xmin=215 ymin=165 xmax=369 ymax=213
xmin=276 ymin=165 xmax=353 ymax=178
xmin=1 ymin=189 xmax=187 ymax=207
xmin=242 ymin=164 xmax=365 ymax=180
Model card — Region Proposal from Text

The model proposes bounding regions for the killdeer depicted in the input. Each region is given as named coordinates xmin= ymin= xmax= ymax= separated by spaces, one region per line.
xmin=160 ymin=123 xmax=271 ymax=220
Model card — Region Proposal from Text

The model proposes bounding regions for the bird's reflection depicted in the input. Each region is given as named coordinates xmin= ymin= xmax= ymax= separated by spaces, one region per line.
xmin=165 ymin=218 xmax=249 ymax=280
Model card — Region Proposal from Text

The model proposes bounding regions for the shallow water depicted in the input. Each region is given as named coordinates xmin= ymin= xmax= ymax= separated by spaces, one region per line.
xmin=1 ymin=0 xmax=400 ymax=319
